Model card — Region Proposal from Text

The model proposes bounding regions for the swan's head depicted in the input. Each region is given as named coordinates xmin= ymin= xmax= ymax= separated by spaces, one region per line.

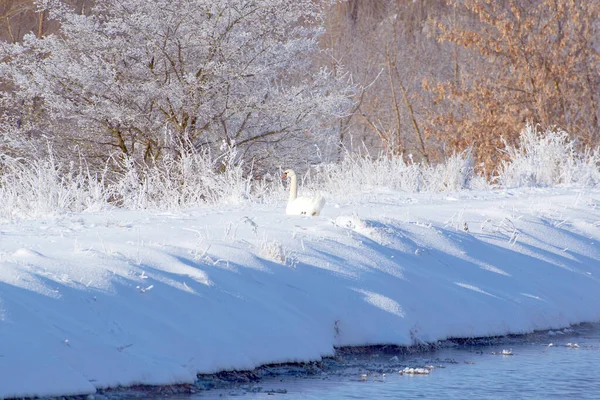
xmin=281 ymin=169 xmax=296 ymax=179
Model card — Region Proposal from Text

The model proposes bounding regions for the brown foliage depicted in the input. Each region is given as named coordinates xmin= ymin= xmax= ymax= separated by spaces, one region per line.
xmin=321 ymin=0 xmax=600 ymax=174
xmin=433 ymin=0 xmax=600 ymax=173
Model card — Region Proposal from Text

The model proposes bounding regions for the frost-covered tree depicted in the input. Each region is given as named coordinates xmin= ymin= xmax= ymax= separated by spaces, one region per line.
xmin=0 ymin=0 xmax=353 ymax=170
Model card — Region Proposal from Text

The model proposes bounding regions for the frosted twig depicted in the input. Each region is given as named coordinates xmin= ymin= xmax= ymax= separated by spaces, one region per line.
xmin=118 ymin=344 xmax=133 ymax=352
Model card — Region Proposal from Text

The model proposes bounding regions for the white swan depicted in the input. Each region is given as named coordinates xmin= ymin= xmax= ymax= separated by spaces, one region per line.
xmin=282 ymin=169 xmax=325 ymax=216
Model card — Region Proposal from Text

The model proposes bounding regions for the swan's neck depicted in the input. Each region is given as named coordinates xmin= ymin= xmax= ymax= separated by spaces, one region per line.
xmin=288 ymin=174 xmax=298 ymax=202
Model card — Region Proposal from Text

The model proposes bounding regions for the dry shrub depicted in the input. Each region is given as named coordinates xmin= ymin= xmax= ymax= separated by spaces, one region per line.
xmin=431 ymin=0 xmax=600 ymax=174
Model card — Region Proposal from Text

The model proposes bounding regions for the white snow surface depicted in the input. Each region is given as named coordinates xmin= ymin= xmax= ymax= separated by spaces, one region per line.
xmin=2 ymin=188 xmax=600 ymax=397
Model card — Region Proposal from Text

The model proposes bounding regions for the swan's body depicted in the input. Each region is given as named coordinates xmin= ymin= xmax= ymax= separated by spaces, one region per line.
xmin=282 ymin=169 xmax=325 ymax=216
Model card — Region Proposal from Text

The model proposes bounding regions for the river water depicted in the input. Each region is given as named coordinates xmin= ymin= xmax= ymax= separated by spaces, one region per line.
xmin=171 ymin=323 xmax=600 ymax=400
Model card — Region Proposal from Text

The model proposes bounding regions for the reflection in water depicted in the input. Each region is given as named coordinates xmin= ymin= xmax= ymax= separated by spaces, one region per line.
xmin=178 ymin=323 xmax=600 ymax=399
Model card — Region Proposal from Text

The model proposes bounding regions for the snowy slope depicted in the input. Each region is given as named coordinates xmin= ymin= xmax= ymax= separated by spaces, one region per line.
xmin=1 ymin=188 xmax=600 ymax=397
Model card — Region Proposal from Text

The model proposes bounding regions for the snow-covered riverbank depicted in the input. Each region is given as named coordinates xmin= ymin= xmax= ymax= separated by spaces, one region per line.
xmin=2 ymin=188 xmax=600 ymax=398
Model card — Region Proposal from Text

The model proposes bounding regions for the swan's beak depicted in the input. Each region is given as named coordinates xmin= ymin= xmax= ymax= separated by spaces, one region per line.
xmin=281 ymin=172 xmax=288 ymax=179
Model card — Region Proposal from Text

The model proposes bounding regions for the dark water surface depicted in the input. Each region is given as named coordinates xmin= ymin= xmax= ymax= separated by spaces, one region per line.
xmin=165 ymin=323 xmax=600 ymax=399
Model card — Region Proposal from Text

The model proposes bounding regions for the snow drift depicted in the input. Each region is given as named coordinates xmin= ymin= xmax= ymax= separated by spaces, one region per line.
xmin=1 ymin=188 xmax=600 ymax=398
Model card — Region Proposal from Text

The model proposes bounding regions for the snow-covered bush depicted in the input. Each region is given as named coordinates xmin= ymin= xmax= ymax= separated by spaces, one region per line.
xmin=423 ymin=149 xmax=487 ymax=192
xmin=496 ymin=124 xmax=600 ymax=187
xmin=0 ymin=0 xmax=353 ymax=170
xmin=0 ymin=144 xmax=278 ymax=218
xmin=112 ymin=146 xmax=271 ymax=210
xmin=0 ymin=150 xmax=111 ymax=219
xmin=316 ymin=151 xmax=424 ymax=193
xmin=313 ymin=148 xmax=485 ymax=197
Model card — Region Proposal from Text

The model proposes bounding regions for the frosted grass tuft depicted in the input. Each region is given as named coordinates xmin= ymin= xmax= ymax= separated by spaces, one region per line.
xmin=2 ymin=125 xmax=599 ymax=218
